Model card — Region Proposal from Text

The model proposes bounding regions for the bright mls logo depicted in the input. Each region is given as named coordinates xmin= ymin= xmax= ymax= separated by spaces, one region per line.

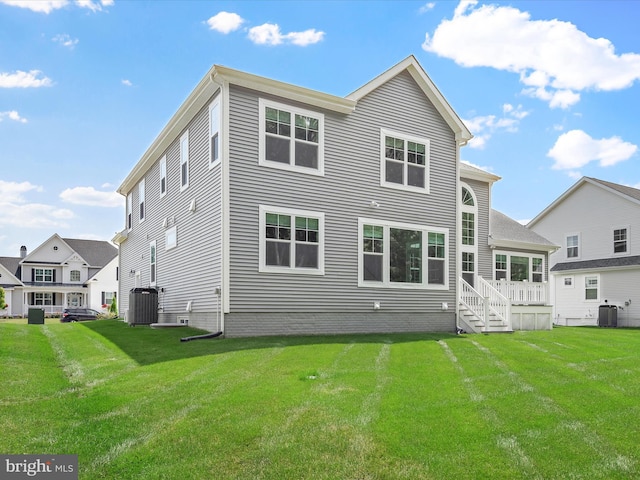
xmin=1 ymin=455 xmax=78 ymax=479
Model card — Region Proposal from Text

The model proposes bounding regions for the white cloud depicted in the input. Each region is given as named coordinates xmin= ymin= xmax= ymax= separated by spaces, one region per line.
xmin=0 ymin=0 xmax=68 ymax=13
xmin=419 ymin=2 xmax=435 ymax=14
xmin=75 ymin=0 xmax=112 ymax=12
xmin=0 ymin=70 xmax=52 ymax=88
xmin=548 ymin=129 xmax=638 ymax=171
xmin=423 ymin=1 xmax=640 ymax=108
xmin=463 ymin=103 xmax=530 ymax=149
xmin=0 ymin=0 xmax=111 ymax=13
xmin=0 ymin=110 xmax=27 ymax=123
xmin=0 ymin=181 xmax=73 ymax=229
xmin=52 ymin=33 xmax=78 ymax=48
xmin=121 ymin=79 xmax=132 ymax=87
xmin=207 ymin=11 xmax=244 ymax=34
xmin=248 ymin=23 xmax=324 ymax=46
xmin=60 ymin=186 xmax=123 ymax=207
xmin=0 ymin=180 xmax=42 ymax=202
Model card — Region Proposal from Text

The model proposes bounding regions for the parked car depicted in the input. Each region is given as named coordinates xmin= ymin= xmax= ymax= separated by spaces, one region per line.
xmin=60 ymin=308 xmax=100 ymax=322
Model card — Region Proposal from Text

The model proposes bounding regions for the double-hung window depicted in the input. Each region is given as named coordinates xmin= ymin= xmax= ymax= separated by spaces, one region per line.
xmin=259 ymin=206 xmax=325 ymax=274
xmin=138 ymin=179 xmax=145 ymax=223
xmin=259 ymin=99 xmax=324 ymax=176
xmin=359 ymin=218 xmax=448 ymax=289
xmin=160 ymin=156 xmax=167 ymax=197
xmin=613 ymin=227 xmax=628 ymax=254
xmin=209 ymin=97 xmax=221 ymax=168
xmin=567 ymin=234 xmax=579 ymax=258
xmin=35 ymin=268 xmax=54 ymax=282
xmin=585 ymin=276 xmax=598 ymax=300
xmin=380 ymin=129 xmax=430 ymax=193
xmin=180 ymin=131 xmax=189 ymax=191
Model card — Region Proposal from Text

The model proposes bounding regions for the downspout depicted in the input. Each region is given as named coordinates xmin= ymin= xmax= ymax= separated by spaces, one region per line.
xmin=210 ymin=70 xmax=228 ymax=336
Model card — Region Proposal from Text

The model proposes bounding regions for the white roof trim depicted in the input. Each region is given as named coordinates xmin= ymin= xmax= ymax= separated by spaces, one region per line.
xmin=528 ymin=177 xmax=640 ymax=228
xmin=347 ymin=55 xmax=472 ymax=145
xmin=488 ymin=238 xmax=560 ymax=253
xmin=460 ymin=162 xmax=501 ymax=183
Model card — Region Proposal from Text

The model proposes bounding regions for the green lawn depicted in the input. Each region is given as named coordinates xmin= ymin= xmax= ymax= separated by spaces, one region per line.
xmin=2 ymin=321 xmax=640 ymax=479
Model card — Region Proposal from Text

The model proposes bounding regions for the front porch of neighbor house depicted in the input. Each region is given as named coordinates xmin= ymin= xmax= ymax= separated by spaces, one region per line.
xmin=459 ymin=277 xmax=553 ymax=333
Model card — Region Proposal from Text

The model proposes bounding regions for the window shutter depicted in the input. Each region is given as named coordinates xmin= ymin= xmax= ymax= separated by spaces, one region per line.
xmin=32 ymin=269 xmax=35 ymax=282
xmin=52 ymin=270 xmax=56 ymax=283
xmin=101 ymin=292 xmax=105 ymax=304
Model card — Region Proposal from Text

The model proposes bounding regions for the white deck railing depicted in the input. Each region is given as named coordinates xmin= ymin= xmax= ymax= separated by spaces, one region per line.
xmin=485 ymin=280 xmax=548 ymax=305
xmin=459 ymin=278 xmax=511 ymax=332
xmin=477 ymin=277 xmax=511 ymax=326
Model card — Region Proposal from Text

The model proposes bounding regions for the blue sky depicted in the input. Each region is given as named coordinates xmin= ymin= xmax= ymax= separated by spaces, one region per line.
xmin=1 ymin=0 xmax=639 ymax=257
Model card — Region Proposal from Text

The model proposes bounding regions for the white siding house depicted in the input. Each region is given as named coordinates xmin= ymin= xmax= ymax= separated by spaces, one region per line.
xmin=529 ymin=177 xmax=640 ymax=326
xmin=0 ymin=235 xmax=118 ymax=317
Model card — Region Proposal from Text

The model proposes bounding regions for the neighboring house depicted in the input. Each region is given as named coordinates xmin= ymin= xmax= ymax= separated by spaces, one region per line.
xmin=529 ymin=177 xmax=640 ymax=327
xmin=113 ymin=55 xmax=555 ymax=336
xmin=0 ymin=234 xmax=118 ymax=317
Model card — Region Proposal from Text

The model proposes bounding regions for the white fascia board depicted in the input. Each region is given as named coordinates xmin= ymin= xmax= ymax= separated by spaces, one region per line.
xmin=117 ymin=67 xmax=220 ymax=195
xmin=489 ymin=238 xmax=560 ymax=253
xmin=460 ymin=162 xmax=501 ymax=183
xmin=347 ymin=55 xmax=473 ymax=145
xmin=213 ymin=65 xmax=356 ymax=114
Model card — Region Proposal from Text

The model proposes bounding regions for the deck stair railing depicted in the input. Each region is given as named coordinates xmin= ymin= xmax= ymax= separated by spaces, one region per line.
xmin=459 ymin=277 xmax=511 ymax=332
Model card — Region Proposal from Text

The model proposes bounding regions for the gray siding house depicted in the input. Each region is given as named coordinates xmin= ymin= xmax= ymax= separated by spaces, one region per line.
xmin=114 ymin=56 xmax=555 ymax=336
xmin=529 ymin=177 xmax=640 ymax=327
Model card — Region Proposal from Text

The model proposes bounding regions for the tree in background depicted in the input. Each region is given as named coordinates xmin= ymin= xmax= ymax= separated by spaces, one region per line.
xmin=0 ymin=287 xmax=7 ymax=310
xmin=109 ymin=292 xmax=118 ymax=318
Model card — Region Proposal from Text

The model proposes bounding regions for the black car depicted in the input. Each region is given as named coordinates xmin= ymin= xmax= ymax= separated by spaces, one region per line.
xmin=61 ymin=308 xmax=100 ymax=322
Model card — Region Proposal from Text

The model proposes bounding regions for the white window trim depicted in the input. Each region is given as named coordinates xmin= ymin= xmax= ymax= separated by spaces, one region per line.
xmin=460 ymin=182 xmax=477 ymax=285
xmin=492 ymin=251 xmax=546 ymax=283
xmin=566 ymin=233 xmax=580 ymax=260
xmin=138 ymin=178 xmax=145 ymax=223
xmin=149 ymin=240 xmax=157 ymax=287
xmin=209 ymin=97 xmax=221 ymax=169
xmin=180 ymin=131 xmax=189 ymax=192
xmin=562 ymin=276 xmax=574 ymax=289
xmin=165 ymin=226 xmax=177 ymax=251
xmin=160 ymin=155 xmax=167 ymax=198
xmin=358 ymin=217 xmax=448 ymax=290
xmin=380 ymin=128 xmax=431 ymax=194
xmin=259 ymin=205 xmax=325 ymax=275
xmin=612 ymin=225 xmax=629 ymax=255
xmin=258 ymin=98 xmax=325 ymax=177
xmin=584 ymin=274 xmax=599 ymax=302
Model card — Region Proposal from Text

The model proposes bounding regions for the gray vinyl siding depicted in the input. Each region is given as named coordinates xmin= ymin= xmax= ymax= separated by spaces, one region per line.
xmin=461 ymin=177 xmax=492 ymax=278
xmin=119 ymin=97 xmax=223 ymax=331
xmin=225 ymin=70 xmax=458 ymax=335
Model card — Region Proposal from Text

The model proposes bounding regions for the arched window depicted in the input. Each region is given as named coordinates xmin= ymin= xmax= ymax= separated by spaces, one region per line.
xmin=461 ymin=184 xmax=477 ymax=286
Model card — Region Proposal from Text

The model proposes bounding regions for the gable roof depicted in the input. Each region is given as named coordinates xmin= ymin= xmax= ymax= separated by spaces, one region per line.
xmin=0 ymin=256 xmax=22 ymax=287
xmin=118 ymin=55 xmax=471 ymax=195
xmin=528 ymin=177 xmax=640 ymax=228
xmin=489 ymin=209 xmax=559 ymax=252
xmin=61 ymin=238 xmax=117 ymax=267
xmin=347 ymin=55 xmax=472 ymax=145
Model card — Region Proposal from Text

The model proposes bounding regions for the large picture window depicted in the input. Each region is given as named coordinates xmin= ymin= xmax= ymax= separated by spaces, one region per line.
xmin=359 ymin=219 xmax=448 ymax=289
xmin=259 ymin=206 xmax=325 ymax=275
xmin=259 ymin=99 xmax=324 ymax=176
xmin=493 ymin=252 xmax=545 ymax=283
xmin=380 ymin=129 xmax=430 ymax=193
